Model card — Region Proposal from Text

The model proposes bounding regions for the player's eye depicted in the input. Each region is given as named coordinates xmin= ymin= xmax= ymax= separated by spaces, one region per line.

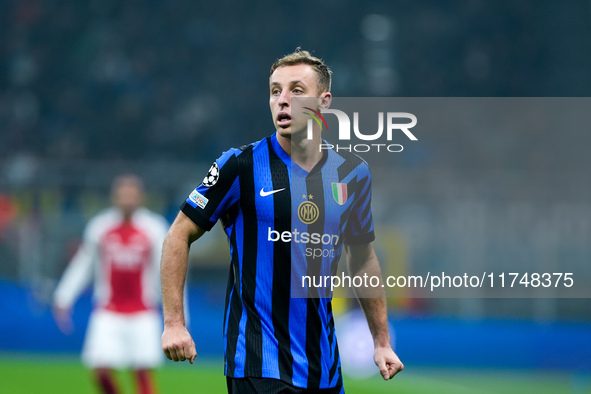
xmin=271 ymin=88 xmax=281 ymax=96
xmin=293 ymin=88 xmax=304 ymax=95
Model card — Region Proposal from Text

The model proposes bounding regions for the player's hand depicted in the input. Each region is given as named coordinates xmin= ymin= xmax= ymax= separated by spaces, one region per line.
xmin=161 ymin=325 xmax=197 ymax=364
xmin=374 ymin=346 xmax=404 ymax=380
xmin=52 ymin=306 xmax=74 ymax=335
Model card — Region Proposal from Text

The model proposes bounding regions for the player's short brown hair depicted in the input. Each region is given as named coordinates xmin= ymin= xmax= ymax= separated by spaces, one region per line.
xmin=270 ymin=48 xmax=332 ymax=94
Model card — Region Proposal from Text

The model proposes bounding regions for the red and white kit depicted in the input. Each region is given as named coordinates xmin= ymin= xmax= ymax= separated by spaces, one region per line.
xmin=54 ymin=207 xmax=169 ymax=368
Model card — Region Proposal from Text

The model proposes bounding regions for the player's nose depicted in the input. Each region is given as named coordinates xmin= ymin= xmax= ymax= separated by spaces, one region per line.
xmin=277 ymin=89 xmax=290 ymax=107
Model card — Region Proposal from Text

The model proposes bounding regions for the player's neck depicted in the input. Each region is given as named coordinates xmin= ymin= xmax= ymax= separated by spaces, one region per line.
xmin=277 ymin=132 xmax=323 ymax=172
xmin=119 ymin=209 xmax=136 ymax=222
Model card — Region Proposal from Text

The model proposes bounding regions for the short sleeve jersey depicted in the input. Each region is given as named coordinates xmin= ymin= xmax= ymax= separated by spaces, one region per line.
xmin=181 ymin=132 xmax=374 ymax=389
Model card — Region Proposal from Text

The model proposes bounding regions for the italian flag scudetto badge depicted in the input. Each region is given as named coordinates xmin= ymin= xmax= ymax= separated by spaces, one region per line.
xmin=332 ymin=183 xmax=348 ymax=205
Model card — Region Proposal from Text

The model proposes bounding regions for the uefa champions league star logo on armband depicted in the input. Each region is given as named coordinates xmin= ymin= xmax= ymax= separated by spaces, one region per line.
xmin=202 ymin=162 xmax=220 ymax=187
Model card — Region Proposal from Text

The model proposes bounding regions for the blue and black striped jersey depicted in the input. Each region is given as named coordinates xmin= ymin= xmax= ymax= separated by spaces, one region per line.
xmin=181 ymin=132 xmax=374 ymax=390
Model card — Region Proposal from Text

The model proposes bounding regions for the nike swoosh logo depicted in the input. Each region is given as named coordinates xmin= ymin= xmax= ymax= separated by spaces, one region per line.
xmin=260 ymin=187 xmax=286 ymax=197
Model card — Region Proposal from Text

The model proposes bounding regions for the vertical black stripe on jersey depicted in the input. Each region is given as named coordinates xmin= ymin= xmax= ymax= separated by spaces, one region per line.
xmin=267 ymin=139 xmax=294 ymax=384
xmin=305 ymin=170 xmax=326 ymax=388
xmin=239 ymin=148 xmax=263 ymax=376
xmin=333 ymin=344 xmax=343 ymax=387
xmin=327 ymin=301 xmax=334 ymax=360
xmin=327 ymin=302 xmax=343 ymax=386
xmin=225 ymin=225 xmax=242 ymax=376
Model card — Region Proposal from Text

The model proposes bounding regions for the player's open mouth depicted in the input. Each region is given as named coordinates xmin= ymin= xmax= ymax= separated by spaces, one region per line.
xmin=277 ymin=112 xmax=291 ymax=127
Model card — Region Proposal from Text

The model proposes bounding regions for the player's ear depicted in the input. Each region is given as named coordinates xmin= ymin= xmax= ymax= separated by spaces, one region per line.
xmin=320 ymin=92 xmax=332 ymax=109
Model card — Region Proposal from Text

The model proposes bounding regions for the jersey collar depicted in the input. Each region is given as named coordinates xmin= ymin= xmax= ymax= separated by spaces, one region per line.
xmin=270 ymin=132 xmax=328 ymax=178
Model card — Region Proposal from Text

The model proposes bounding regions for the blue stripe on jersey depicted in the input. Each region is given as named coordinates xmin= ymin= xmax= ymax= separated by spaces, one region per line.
xmin=270 ymin=134 xmax=291 ymax=169
xmin=318 ymin=300 xmax=332 ymax=388
xmin=317 ymin=154 xmax=342 ymax=387
xmin=223 ymin=222 xmax=235 ymax=376
xmin=288 ymin=172 xmax=309 ymax=387
xmin=233 ymin=209 xmax=248 ymax=377
xmin=223 ymin=287 xmax=234 ymax=375
xmin=289 ymin=298 xmax=309 ymax=386
xmin=252 ymin=141 xmax=280 ymax=379
xmin=211 ymin=177 xmax=240 ymax=222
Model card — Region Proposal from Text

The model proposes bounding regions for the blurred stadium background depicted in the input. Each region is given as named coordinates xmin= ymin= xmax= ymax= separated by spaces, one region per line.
xmin=1 ymin=0 xmax=591 ymax=393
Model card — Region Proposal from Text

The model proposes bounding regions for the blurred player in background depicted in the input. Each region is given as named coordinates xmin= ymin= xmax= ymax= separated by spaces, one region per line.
xmin=161 ymin=49 xmax=403 ymax=393
xmin=53 ymin=175 xmax=169 ymax=394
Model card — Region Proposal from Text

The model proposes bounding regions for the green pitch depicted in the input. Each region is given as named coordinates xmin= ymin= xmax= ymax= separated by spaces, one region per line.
xmin=0 ymin=354 xmax=585 ymax=393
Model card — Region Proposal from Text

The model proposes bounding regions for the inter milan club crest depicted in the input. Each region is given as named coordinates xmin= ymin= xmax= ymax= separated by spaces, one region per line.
xmin=202 ymin=162 xmax=220 ymax=187
xmin=332 ymin=183 xmax=348 ymax=205
xmin=298 ymin=200 xmax=319 ymax=224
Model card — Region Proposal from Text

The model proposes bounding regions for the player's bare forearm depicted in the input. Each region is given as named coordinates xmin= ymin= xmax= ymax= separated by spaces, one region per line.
xmin=347 ymin=243 xmax=389 ymax=344
xmin=161 ymin=212 xmax=204 ymax=328
xmin=161 ymin=212 xmax=204 ymax=363
xmin=347 ymin=243 xmax=404 ymax=379
xmin=358 ymin=297 xmax=391 ymax=347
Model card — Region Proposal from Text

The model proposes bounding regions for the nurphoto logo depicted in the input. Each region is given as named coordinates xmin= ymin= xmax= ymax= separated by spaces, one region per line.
xmin=304 ymin=107 xmax=418 ymax=153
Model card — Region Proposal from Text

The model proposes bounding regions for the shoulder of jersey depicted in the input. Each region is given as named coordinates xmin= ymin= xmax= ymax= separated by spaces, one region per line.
xmin=238 ymin=142 xmax=257 ymax=152
xmin=135 ymin=207 xmax=167 ymax=222
xmin=134 ymin=208 xmax=170 ymax=231
xmin=214 ymin=140 xmax=258 ymax=164
xmin=232 ymin=138 xmax=261 ymax=155
xmin=85 ymin=207 xmax=120 ymax=236
xmin=218 ymin=138 xmax=264 ymax=164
